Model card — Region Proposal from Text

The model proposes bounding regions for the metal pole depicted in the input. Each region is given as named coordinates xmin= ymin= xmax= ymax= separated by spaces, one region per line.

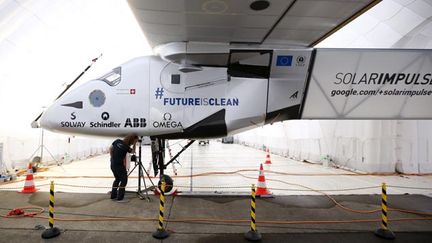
xmin=190 ymin=144 xmax=193 ymax=192
xmin=152 ymin=181 xmax=169 ymax=239
xmin=374 ymin=182 xmax=395 ymax=239
xmin=245 ymin=184 xmax=262 ymax=241
xmin=138 ymin=143 xmax=142 ymax=192
xmin=41 ymin=181 xmax=61 ymax=239
xmin=49 ymin=181 xmax=54 ymax=228
xmin=40 ymin=129 xmax=44 ymax=163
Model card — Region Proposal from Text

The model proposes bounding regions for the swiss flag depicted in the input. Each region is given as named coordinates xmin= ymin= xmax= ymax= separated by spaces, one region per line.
xmin=130 ymin=89 xmax=136 ymax=95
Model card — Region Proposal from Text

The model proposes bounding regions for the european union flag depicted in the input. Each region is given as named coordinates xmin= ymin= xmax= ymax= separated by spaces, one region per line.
xmin=276 ymin=55 xmax=293 ymax=66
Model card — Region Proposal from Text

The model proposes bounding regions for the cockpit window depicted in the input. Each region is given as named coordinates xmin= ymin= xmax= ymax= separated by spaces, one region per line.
xmin=99 ymin=67 xmax=121 ymax=86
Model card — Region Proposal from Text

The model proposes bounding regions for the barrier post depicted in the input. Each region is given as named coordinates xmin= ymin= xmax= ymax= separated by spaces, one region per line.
xmin=374 ymin=182 xmax=395 ymax=240
xmin=152 ymin=181 xmax=169 ymax=239
xmin=41 ymin=181 xmax=61 ymax=239
xmin=245 ymin=184 xmax=262 ymax=241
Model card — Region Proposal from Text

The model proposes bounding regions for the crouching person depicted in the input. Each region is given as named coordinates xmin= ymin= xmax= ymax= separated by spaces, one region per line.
xmin=110 ymin=134 xmax=138 ymax=202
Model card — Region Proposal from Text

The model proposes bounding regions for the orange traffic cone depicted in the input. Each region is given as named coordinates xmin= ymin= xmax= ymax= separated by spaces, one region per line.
xmin=256 ymin=164 xmax=272 ymax=197
xmin=21 ymin=163 xmax=38 ymax=193
xmin=264 ymin=148 xmax=272 ymax=165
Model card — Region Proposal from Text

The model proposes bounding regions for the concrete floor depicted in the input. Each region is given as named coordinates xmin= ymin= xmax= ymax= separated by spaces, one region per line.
xmin=0 ymin=191 xmax=431 ymax=242
xmin=1 ymin=230 xmax=432 ymax=243
xmin=0 ymin=141 xmax=431 ymax=242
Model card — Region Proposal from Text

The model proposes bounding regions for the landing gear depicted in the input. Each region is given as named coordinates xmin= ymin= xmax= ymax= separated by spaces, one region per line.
xmin=151 ymin=138 xmax=195 ymax=192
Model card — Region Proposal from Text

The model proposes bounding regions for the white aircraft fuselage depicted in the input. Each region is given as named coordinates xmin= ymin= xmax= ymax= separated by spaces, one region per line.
xmin=40 ymin=49 xmax=308 ymax=138
xmin=39 ymin=47 xmax=432 ymax=138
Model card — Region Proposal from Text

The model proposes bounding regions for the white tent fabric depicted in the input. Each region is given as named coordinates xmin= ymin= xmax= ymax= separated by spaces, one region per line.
xmin=317 ymin=0 xmax=432 ymax=48
xmin=0 ymin=0 xmax=151 ymax=171
xmin=0 ymin=132 xmax=110 ymax=170
xmin=235 ymin=120 xmax=432 ymax=173
xmin=236 ymin=0 xmax=432 ymax=174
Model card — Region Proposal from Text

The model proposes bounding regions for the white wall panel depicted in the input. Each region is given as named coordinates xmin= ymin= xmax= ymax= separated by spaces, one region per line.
xmin=0 ymin=132 xmax=111 ymax=170
xmin=235 ymin=120 xmax=432 ymax=173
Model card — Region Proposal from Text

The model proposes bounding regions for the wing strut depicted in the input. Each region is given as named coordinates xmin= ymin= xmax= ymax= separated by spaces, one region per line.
xmin=164 ymin=140 xmax=195 ymax=169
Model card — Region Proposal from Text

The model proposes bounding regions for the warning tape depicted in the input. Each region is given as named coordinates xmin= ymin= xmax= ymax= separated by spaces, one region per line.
xmin=266 ymin=186 xmax=381 ymax=192
xmin=387 ymin=185 xmax=432 ymax=190
xmin=2 ymin=167 xmax=430 ymax=188
xmin=0 ymin=183 xmax=51 ymax=190
xmin=175 ymin=185 xmax=251 ymax=189
xmin=9 ymin=168 xmax=432 ymax=182
xmin=3 ymin=178 xmax=431 ymax=219
xmin=56 ymin=183 xmax=122 ymax=189
xmin=235 ymin=172 xmax=432 ymax=215
xmin=2 ymin=207 xmax=432 ymax=225
xmin=1 ymin=181 xmax=432 ymax=192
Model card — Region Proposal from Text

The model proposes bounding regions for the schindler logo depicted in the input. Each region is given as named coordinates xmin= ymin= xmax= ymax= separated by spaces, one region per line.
xmin=124 ymin=118 xmax=147 ymax=128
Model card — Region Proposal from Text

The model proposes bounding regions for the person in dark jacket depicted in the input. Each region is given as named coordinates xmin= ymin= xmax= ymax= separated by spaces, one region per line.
xmin=110 ymin=134 xmax=138 ymax=202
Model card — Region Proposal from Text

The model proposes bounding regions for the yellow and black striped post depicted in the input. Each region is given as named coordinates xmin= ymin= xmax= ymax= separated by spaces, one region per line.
xmin=374 ymin=182 xmax=395 ymax=240
xmin=245 ymin=184 xmax=262 ymax=241
xmin=152 ymin=181 xmax=169 ymax=239
xmin=41 ymin=181 xmax=61 ymax=239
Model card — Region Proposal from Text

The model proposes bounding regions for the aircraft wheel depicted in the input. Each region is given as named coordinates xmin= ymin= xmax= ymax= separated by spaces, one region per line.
xmin=158 ymin=175 xmax=173 ymax=193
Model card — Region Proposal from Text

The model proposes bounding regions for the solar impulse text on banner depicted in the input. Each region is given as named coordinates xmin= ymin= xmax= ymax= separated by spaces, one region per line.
xmin=302 ymin=49 xmax=432 ymax=119
xmin=332 ymin=72 xmax=432 ymax=97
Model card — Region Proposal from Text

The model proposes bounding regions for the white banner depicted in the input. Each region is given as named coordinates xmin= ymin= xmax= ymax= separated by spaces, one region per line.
xmin=302 ymin=49 xmax=432 ymax=119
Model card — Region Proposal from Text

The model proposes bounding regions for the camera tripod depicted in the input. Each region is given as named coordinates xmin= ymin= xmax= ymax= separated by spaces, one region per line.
xmin=126 ymin=138 xmax=156 ymax=201
xmin=29 ymin=128 xmax=60 ymax=167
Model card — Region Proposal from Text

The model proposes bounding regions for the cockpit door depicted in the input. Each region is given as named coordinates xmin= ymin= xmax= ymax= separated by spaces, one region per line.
xmin=225 ymin=50 xmax=272 ymax=130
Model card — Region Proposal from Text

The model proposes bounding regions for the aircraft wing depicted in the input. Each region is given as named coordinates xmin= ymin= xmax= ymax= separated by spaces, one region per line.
xmin=127 ymin=0 xmax=380 ymax=48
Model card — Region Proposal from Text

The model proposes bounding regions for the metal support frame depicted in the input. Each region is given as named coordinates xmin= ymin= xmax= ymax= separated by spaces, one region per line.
xmin=164 ymin=140 xmax=195 ymax=169
xmin=150 ymin=138 xmax=195 ymax=189
xmin=126 ymin=137 xmax=155 ymax=200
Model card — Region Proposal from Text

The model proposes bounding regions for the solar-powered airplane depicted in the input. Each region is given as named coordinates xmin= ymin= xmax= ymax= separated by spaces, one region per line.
xmin=33 ymin=0 xmax=432 ymax=186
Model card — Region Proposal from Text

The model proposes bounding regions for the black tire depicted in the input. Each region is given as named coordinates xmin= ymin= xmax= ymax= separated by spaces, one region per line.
xmin=158 ymin=175 xmax=174 ymax=193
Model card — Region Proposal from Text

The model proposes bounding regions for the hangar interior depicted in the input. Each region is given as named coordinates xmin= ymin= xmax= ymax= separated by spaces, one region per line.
xmin=1 ymin=1 xmax=432 ymax=241
xmin=1 ymin=0 xmax=432 ymax=174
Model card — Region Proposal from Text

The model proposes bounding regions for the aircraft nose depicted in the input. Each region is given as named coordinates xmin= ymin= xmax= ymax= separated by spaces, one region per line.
xmin=38 ymin=78 xmax=111 ymax=133
xmin=39 ymin=103 xmax=60 ymax=130
xmin=40 ymin=99 xmax=83 ymax=131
